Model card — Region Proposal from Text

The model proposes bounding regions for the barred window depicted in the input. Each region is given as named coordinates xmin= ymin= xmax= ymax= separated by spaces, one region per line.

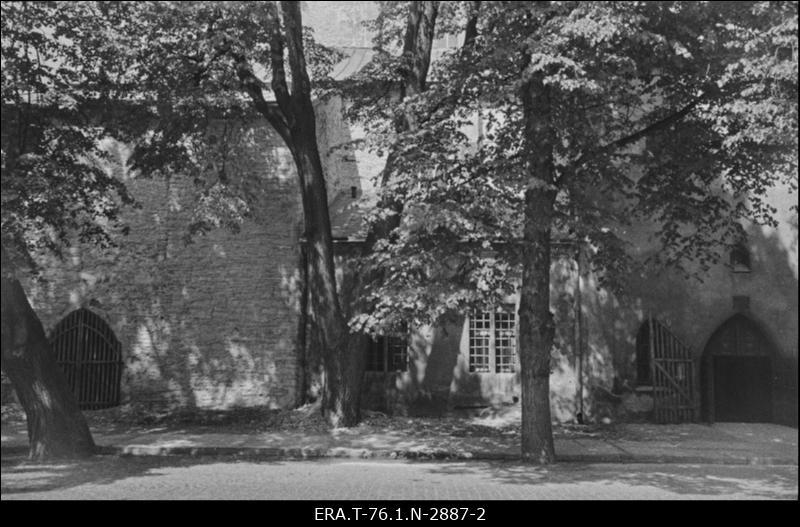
xmin=387 ymin=335 xmax=408 ymax=371
xmin=494 ymin=311 xmax=517 ymax=373
xmin=469 ymin=308 xmax=517 ymax=373
xmin=366 ymin=332 xmax=409 ymax=372
xmin=468 ymin=312 xmax=492 ymax=372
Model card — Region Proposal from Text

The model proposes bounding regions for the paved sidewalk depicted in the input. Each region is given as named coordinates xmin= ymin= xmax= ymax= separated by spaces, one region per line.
xmin=2 ymin=419 xmax=797 ymax=465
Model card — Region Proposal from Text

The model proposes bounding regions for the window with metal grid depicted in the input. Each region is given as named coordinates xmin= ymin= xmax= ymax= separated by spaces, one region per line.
xmin=468 ymin=311 xmax=492 ymax=372
xmin=387 ymin=335 xmax=408 ymax=371
xmin=50 ymin=308 xmax=123 ymax=410
xmin=469 ymin=308 xmax=517 ymax=373
xmin=365 ymin=331 xmax=409 ymax=372
xmin=494 ymin=311 xmax=517 ymax=373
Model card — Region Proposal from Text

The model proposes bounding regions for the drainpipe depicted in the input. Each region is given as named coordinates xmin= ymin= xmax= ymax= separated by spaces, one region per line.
xmin=575 ymin=243 xmax=585 ymax=423
xmin=295 ymin=236 xmax=309 ymax=407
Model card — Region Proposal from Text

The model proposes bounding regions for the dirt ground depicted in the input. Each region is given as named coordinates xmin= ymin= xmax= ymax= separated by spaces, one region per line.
xmin=1 ymin=401 xmax=624 ymax=440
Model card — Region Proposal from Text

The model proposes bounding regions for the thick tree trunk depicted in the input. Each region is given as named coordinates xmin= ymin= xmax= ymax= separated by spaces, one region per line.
xmin=279 ymin=2 xmax=365 ymax=426
xmin=228 ymin=1 xmax=364 ymax=426
xmin=292 ymin=135 xmax=365 ymax=426
xmin=518 ymin=77 xmax=557 ymax=464
xmin=1 ymin=262 xmax=95 ymax=460
xmin=238 ymin=1 xmax=438 ymax=426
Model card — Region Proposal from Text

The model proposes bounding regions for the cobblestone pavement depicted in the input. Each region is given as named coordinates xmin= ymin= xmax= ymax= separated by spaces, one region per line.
xmin=2 ymin=455 xmax=797 ymax=500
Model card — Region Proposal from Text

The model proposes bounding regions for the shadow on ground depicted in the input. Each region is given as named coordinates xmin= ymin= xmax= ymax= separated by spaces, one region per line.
xmin=420 ymin=460 xmax=798 ymax=499
xmin=2 ymin=454 xmax=796 ymax=499
xmin=0 ymin=453 xmax=286 ymax=496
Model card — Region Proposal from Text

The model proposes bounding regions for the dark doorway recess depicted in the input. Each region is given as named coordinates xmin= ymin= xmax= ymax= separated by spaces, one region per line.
xmin=50 ymin=308 xmax=123 ymax=410
xmin=702 ymin=314 xmax=776 ymax=423
xmin=712 ymin=356 xmax=772 ymax=422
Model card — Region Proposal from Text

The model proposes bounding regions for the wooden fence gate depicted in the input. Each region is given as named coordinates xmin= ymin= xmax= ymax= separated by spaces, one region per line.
xmin=649 ymin=317 xmax=698 ymax=423
xmin=50 ymin=308 xmax=123 ymax=410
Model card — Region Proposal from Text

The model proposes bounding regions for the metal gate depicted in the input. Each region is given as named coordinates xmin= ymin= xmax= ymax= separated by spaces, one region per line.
xmin=649 ymin=317 xmax=698 ymax=423
xmin=50 ymin=308 xmax=123 ymax=410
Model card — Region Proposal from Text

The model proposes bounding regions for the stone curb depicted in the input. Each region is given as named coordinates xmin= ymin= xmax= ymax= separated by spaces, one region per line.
xmin=101 ymin=445 xmax=800 ymax=466
xmin=3 ymin=444 xmax=796 ymax=466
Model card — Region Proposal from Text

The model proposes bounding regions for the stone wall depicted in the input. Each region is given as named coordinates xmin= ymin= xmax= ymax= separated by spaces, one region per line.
xmin=359 ymin=185 xmax=798 ymax=426
xmin=3 ymin=2 xmax=796 ymax=422
xmin=580 ymin=183 xmax=797 ymax=425
xmin=23 ymin=121 xmax=304 ymax=410
xmin=360 ymin=252 xmax=584 ymax=422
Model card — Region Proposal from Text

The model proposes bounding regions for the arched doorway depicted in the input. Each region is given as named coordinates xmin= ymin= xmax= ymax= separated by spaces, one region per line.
xmin=702 ymin=314 xmax=775 ymax=423
xmin=50 ymin=308 xmax=123 ymax=410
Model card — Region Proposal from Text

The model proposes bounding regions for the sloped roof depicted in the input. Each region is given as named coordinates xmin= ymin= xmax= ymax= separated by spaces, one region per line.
xmin=330 ymin=47 xmax=376 ymax=80
xmin=328 ymin=46 xmax=453 ymax=81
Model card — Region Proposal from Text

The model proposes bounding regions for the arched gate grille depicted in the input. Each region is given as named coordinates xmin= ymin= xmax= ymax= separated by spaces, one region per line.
xmin=50 ymin=308 xmax=123 ymax=410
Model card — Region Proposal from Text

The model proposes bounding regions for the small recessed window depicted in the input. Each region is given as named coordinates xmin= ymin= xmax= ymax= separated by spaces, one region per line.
xmin=730 ymin=243 xmax=751 ymax=273
xmin=777 ymin=46 xmax=794 ymax=62
xmin=365 ymin=329 xmax=409 ymax=372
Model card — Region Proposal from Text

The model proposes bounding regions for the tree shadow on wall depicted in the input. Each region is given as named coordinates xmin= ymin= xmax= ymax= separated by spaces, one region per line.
xmin=30 ymin=119 xmax=304 ymax=412
xmin=577 ymin=206 xmax=799 ymax=425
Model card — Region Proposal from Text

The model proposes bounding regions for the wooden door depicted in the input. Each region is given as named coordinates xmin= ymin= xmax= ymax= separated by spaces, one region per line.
xmin=703 ymin=315 xmax=775 ymax=423
xmin=648 ymin=318 xmax=698 ymax=423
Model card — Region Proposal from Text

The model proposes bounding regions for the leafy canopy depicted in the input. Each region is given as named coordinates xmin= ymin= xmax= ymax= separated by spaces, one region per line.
xmin=342 ymin=1 xmax=798 ymax=334
xmin=1 ymin=1 xmax=133 ymax=269
xmin=2 ymin=1 xmax=346 ymax=264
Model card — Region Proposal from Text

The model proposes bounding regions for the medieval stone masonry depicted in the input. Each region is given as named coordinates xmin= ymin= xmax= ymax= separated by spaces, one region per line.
xmin=8 ymin=2 xmax=797 ymax=426
xmin=24 ymin=122 xmax=303 ymax=410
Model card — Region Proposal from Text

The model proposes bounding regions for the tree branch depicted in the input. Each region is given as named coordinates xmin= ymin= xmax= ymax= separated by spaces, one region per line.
xmin=232 ymin=50 xmax=292 ymax=146
xmin=207 ymin=3 xmax=291 ymax=144
xmin=463 ymin=1 xmax=481 ymax=51
xmin=421 ymin=1 xmax=482 ymax=123
xmin=575 ymin=95 xmax=704 ymax=167
xmin=280 ymin=1 xmax=311 ymax=108
xmin=267 ymin=1 xmax=293 ymax=117
xmin=400 ymin=1 xmax=439 ymax=96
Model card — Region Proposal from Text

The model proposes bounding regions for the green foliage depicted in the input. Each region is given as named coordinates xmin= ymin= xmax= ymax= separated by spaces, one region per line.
xmin=3 ymin=1 xmax=346 ymax=255
xmin=3 ymin=1 xmax=795 ymax=335
xmin=1 ymin=1 xmax=133 ymax=269
xmin=99 ymin=1 xmax=342 ymax=239
xmin=343 ymin=1 xmax=798 ymax=334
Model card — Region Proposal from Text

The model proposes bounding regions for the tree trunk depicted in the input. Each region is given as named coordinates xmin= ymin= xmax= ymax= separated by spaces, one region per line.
xmin=230 ymin=1 xmax=366 ymax=426
xmin=341 ymin=1 xmax=441 ymax=415
xmin=361 ymin=1 xmax=439 ymax=250
xmin=236 ymin=1 xmax=437 ymax=426
xmin=518 ymin=77 xmax=557 ymax=464
xmin=294 ymin=239 xmax=310 ymax=406
xmin=1 ymin=260 xmax=95 ymax=460
xmin=278 ymin=1 xmax=365 ymax=426
xmin=291 ymin=131 xmax=365 ymax=426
